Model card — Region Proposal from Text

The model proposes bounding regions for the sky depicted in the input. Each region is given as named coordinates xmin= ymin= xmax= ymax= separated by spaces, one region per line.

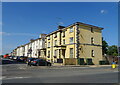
xmin=2 ymin=2 xmax=118 ymax=55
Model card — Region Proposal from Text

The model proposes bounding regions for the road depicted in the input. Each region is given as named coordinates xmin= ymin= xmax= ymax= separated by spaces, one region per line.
xmin=2 ymin=63 xmax=119 ymax=83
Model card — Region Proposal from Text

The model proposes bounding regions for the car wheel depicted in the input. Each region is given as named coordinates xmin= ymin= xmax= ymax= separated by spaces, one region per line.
xmin=47 ymin=63 xmax=51 ymax=66
xmin=36 ymin=63 xmax=39 ymax=66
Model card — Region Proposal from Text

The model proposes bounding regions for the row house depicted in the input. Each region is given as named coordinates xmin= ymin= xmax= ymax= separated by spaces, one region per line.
xmin=11 ymin=22 xmax=103 ymax=65
xmin=12 ymin=34 xmax=46 ymax=59
xmin=15 ymin=45 xmax=25 ymax=56
xmin=30 ymin=34 xmax=46 ymax=58
xmin=46 ymin=22 xmax=103 ymax=65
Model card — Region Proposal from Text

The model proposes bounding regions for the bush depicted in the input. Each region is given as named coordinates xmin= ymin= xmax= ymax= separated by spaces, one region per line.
xmin=99 ymin=60 xmax=109 ymax=65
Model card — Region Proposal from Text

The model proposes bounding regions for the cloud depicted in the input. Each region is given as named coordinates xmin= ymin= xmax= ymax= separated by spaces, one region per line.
xmin=57 ymin=22 xmax=64 ymax=25
xmin=100 ymin=10 xmax=107 ymax=14
xmin=0 ymin=32 xmax=38 ymax=36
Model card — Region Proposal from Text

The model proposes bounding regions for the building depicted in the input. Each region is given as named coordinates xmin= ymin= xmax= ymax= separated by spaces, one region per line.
xmin=16 ymin=45 xmax=25 ymax=56
xmin=13 ymin=34 xmax=47 ymax=58
xmin=46 ymin=22 xmax=103 ymax=65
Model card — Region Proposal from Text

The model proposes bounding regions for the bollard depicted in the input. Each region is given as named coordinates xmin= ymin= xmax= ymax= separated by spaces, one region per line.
xmin=112 ymin=64 xmax=116 ymax=69
xmin=111 ymin=62 xmax=116 ymax=69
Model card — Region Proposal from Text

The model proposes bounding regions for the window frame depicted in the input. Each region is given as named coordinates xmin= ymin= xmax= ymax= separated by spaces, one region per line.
xmin=48 ymin=50 xmax=50 ymax=58
xmin=54 ymin=33 xmax=57 ymax=38
xmin=91 ymin=37 xmax=94 ymax=44
xmin=54 ymin=50 xmax=57 ymax=56
xmin=70 ymin=48 xmax=73 ymax=58
xmin=63 ymin=31 xmax=65 ymax=37
xmin=69 ymin=37 xmax=74 ymax=44
xmin=91 ymin=50 xmax=95 ymax=57
xmin=63 ymin=39 xmax=65 ymax=45
xmin=70 ymin=27 xmax=74 ymax=33
xmin=48 ymin=36 xmax=50 ymax=40
xmin=48 ymin=42 xmax=50 ymax=47
xmin=54 ymin=40 xmax=57 ymax=46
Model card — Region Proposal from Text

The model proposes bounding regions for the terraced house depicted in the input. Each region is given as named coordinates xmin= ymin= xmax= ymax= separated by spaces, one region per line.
xmin=46 ymin=22 xmax=103 ymax=65
xmin=12 ymin=34 xmax=46 ymax=59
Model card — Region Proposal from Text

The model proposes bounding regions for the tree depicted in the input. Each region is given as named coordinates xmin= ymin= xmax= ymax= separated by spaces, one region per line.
xmin=107 ymin=45 xmax=118 ymax=56
xmin=102 ymin=39 xmax=108 ymax=55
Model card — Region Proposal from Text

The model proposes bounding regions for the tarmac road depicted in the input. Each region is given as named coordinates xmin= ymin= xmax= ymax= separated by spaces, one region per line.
xmin=2 ymin=63 xmax=119 ymax=83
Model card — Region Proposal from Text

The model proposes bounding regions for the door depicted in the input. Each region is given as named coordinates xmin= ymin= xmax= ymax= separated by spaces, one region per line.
xmin=62 ymin=49 xmax=66 ymax=58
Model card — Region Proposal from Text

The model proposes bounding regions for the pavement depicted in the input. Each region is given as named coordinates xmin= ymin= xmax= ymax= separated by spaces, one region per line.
xmin=1 ymin=63 xmax=119 ymax=83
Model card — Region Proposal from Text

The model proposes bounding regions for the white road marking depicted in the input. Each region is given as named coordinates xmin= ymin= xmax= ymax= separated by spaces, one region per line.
xmin=113 ymin=71 xmax=119 ymax=72
xmin=3 ymin=76 xmax=31 ymax=80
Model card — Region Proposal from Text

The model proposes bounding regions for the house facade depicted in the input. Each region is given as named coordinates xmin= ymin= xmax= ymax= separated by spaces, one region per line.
xmin=46 ymin=22 xmax=103 ymax=65
xmin=14 ymin=34 xmax=47 ymax=58
xmin=11 ymin=22 xmax=103 ymax=65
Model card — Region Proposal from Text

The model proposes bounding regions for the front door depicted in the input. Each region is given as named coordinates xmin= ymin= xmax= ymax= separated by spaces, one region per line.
xmin=62 ymin=49 xmax=66 ymax=58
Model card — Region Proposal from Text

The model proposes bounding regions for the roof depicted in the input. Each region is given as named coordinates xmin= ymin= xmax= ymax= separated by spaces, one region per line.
xmin=46 ymin=22 xmax=104 ymax=36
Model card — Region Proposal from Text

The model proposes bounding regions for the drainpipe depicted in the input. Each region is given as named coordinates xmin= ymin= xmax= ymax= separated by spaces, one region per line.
xmin=76 ymin=23 xmax=80 ymax=64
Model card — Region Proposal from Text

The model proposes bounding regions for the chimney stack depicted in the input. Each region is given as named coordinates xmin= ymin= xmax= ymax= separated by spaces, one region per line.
xmin=39 ymin=34 xmax=47 ymax=38
xmin=58 ymin=25 xmax=65 ymax=30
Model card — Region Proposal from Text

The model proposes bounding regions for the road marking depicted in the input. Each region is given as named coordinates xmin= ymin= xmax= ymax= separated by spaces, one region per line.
xmin=19 ymin=67 xmax=26 ymax=69
xmin=113 ymin=71 xmax=119 ymax=72
xmin=3 ymin=76 xmax=31 ymax=80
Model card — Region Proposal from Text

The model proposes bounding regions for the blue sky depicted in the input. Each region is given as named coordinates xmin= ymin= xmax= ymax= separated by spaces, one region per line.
xmin=2 ymin=2 xmax=118 ymax=55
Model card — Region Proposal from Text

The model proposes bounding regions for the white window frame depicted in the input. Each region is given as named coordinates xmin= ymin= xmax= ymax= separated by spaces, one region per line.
xmin=70 ymin=27 xmax=74 ymax=32
xmin=63 ymin=31 xmax=65 ymax=37
xmin=63 ymin=39 xmax=65 ymax=45
xmin=54 ymin=33 xmax=57 ymax=38
xmin=48 ymin=36 xmax=50 ymax=40
xmin=54 ymin=40 xmax=57 ymax=46
xmin=70 ymin=48 xmax=73 ymax=58
xmin=70 ymin=37 xmax=73 ymax=44
xmin=91 ymin=37 xmax=94 ymax=44
xmin=54 ymin=50 xmax=57 ymax=56
xmin=48 ymin=42 xmax=50 ymax=47
xmin=48 ymin=51 xmax=50 ymax=57
xmin=92 ymin=50 xmax=94 ymax=57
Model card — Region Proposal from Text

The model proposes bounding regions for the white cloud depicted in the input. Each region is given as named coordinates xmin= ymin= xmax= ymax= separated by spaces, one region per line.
xmin=57 ymin=22 xmax=64 ymax=25
xmin=100 ymin=10 xmax=107 ymax=14
xmin=0 ymin=32 xmax=38 ymax=36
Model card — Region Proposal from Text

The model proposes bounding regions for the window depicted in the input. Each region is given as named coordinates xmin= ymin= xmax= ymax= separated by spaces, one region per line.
xmin=70 ymin=37 xmax=73 ymax=44
xmin=70 ymin=27 xmax=74 ymax=32
xmin=54 ymin=40 xmax=57 ymax=46
xmin=38 ymin=51 xmax=41 ymax=56
xmin=48 ymin=51 xmax=50 ymax=58
xmin=91 ymin=50 xmax=94 ymax=57
xmin=70 ymin=48 xmax=73 ymax=58
xmin=54 ymin=50 xmax=57 ymax=56
xmin=63 ymin=39 xmax=65 ymax=45
xmin=48 ymin=42 xmax=50 ymax=47
xmin=91 ymin=27 xmax=94 ymax=33
xmin=54 ymin=33 xmax=57 ymax=38
xmin=63 ymin=31 xmax=65 ymax=37
xmin=91 ymin=37 xmax=94 ymax=44
xmin=48 ymin=36 xmax=50 ymax=40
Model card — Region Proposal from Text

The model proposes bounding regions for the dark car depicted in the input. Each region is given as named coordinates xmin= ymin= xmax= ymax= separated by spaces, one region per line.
xmin=17 ymin=56 xmax=28 ymax=62
xmin=2 ymin=58 xmax=13 ymax=64
xmin=31 ymin=59 xmax=51 ymax=66
xmin=9 ymin=56 xmax=17 ymax=60
xmin=27 ymin=58 xmax=37 ymax=66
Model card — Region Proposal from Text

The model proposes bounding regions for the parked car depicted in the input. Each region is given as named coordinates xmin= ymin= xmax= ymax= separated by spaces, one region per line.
xmin=17 ymin=56 xmax=28 ymax=62
xmin=31 ymin=59 xmax=52 ymax=66
xmin=9 ymin=56 xmax=16 ymax=60
xmin=2 ymin=58 xmax=13 ymax=64
xmin=12 ymin=56 xmax=18 ymax=60
xmin=27 ymin=58 xmax=37 ymax=66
